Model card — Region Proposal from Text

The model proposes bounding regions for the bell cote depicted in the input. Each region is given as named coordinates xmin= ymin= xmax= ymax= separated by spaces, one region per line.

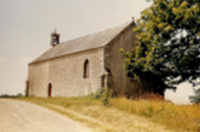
xmin=51 ymin=29 xmax=60 ymax=47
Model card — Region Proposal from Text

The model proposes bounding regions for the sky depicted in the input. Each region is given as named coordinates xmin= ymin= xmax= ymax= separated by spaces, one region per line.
xmin=0 ymin=0 xmax=195 ymax=104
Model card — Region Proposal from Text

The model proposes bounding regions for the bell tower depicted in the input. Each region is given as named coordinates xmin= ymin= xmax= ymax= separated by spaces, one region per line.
xmin=51 ymin=29 xmax=60 ymax=47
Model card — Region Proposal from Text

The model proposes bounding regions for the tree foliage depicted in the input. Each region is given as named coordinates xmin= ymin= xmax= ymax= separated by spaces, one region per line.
xmin=122 ymin=0 xmax=200 ymax=94
xmin=190 ymin=89 xmax=200 ymax=104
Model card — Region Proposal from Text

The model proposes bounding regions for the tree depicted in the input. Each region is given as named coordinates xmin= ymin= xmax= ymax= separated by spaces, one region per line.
xmin=190 ymin=88 xmax=200 ymax=104
xmin=121 ymin=0 xmax=200 ymax=94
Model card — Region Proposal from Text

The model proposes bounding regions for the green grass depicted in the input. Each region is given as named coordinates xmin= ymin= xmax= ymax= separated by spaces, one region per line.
xmin=19 ymin=96 xmax=200 ymax=132
xmin=20 ymin=96 xmax=102 ymax=107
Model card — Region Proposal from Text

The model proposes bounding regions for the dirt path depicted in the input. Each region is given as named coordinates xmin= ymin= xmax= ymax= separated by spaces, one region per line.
xmin=0 ymin=99 xmax=93 ymax=132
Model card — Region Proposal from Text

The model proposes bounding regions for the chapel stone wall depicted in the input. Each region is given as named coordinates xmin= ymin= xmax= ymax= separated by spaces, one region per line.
xmin=104 ymin=23 xmax=137 ymax=96
xmin=28 ymin=48 xmax=104 ymax=97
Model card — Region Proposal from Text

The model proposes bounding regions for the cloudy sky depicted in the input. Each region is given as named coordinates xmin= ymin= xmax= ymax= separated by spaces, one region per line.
xmin=0 ymin=0 xmax=195 ymax=104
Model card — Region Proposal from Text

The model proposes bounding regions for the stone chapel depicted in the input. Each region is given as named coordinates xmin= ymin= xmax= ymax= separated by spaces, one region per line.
xmin=26 ymin=21 xmax=138 ymax=97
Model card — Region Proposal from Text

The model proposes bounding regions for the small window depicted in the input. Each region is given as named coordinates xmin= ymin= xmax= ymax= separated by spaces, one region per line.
xmin=84 ymin=59 xmax=89 ymax=78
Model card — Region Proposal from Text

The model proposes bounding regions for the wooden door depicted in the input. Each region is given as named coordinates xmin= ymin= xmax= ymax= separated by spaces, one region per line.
xmin=48 ymin=83 xmax=52 ymax=97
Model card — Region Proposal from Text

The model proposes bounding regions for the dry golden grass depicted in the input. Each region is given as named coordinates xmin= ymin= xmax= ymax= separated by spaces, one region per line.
xmin=19 ymin=96 xmax=200 ymax=132
xmin=109 ymin=97 xmax=200 ymax=132
xmin=67 ymin=105 xmax=172 ymax=132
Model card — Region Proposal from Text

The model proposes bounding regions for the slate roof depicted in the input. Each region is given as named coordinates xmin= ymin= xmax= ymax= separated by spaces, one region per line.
xmin=30 ymin=21 xmax=134 ymax=64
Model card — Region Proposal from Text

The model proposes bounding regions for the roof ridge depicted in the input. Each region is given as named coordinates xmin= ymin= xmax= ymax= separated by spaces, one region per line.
xmin=59 ymin=21 xmax=132 ymax=45
xmin=30 ymin=21 xmax=134 ymax=64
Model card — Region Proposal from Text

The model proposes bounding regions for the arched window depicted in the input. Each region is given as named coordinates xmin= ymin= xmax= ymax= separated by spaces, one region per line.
xmin=84 ymin=59 xmax=89 ymax=78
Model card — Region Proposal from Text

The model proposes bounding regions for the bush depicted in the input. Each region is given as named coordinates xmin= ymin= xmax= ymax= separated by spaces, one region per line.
xmin=16 ymin=93 xmax=23 ymax=98
xmin=92 ymin=88 xmax=112 ymax=105
xmin=93 ymin=88 xmax=106 ymax=99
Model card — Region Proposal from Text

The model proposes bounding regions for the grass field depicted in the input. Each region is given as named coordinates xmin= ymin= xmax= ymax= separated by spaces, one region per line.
xmin=19 ymin=96 xmax=200 ymax=132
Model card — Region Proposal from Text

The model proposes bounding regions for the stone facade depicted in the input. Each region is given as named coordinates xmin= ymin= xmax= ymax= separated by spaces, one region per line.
xmin=28 ymin=48 xmax=104 ymax=97
xmin=27 ymin=21 xmax=138 ymax=97
xmin=104 ymin=24 xmax=136 ymax=95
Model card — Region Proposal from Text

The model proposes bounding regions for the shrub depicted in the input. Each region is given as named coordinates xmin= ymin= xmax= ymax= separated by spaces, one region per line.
xmin=93 ymin=88 xmax=106 ymax=99
xmin=92 ymin=88 xmax=112 ymax=105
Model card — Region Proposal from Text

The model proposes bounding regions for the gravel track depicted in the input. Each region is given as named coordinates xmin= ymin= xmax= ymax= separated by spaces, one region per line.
xmin=0 ymin=99 xmax=92 ymax=132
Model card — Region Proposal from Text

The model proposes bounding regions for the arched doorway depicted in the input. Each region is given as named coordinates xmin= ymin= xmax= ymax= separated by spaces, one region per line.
xmin=83 ymin=59 xmax=89 ymax=78
xmin=48 ymin=83 xmax=52 ymax=97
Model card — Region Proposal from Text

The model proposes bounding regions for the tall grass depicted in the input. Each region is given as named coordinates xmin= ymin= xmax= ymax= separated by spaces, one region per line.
xmin=20 ymin=96 xmax=200 ymax=132
xmin=109 ymin=97 xmax=200 ymax=132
